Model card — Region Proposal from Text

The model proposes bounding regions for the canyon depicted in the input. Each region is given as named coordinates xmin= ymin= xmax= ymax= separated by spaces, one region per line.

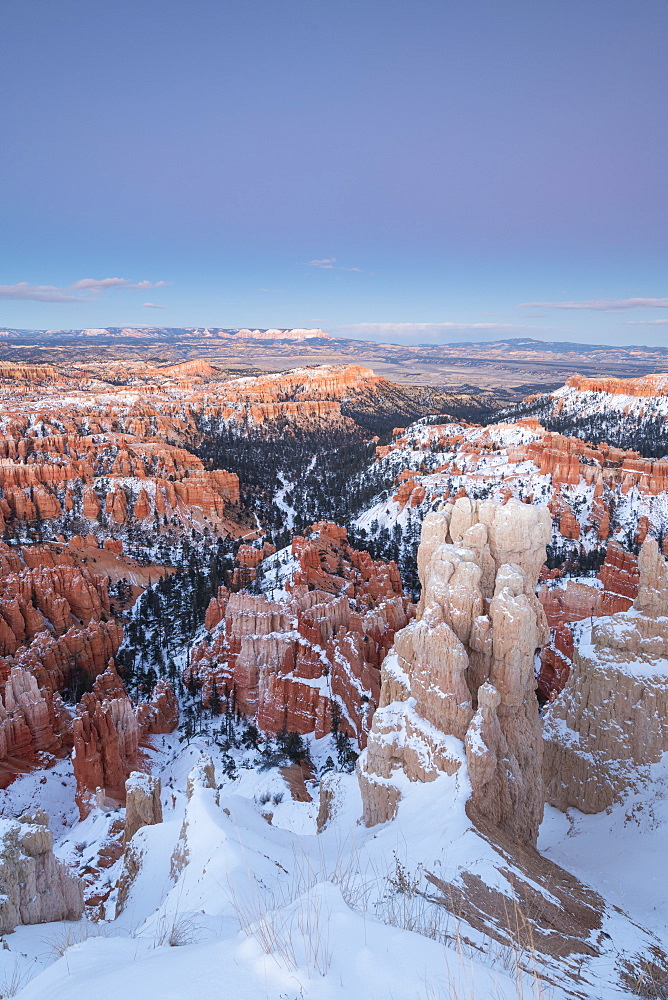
xmin=186 ymin=521 xmax=413 ymax=745
xmin=0 ymin=360 xmax=667 ymax=1000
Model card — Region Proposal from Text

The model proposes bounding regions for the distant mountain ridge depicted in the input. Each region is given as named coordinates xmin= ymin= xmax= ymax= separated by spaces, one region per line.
xmin=0 ymin=326 xmax=331 ymax=341
xmin=1 ymin=329 xmax=667 ymax=391
xmin=2 ymin=329 xmax=668 ymax=352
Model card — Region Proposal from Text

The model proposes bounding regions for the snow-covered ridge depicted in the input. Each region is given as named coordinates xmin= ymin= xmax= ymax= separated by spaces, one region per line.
xmin=496 ymin=372 xmax=668 ymax=458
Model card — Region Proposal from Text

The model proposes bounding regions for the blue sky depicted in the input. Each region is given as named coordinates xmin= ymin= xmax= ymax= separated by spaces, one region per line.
xmin=1 ymin=0 xmax=667 ymax=345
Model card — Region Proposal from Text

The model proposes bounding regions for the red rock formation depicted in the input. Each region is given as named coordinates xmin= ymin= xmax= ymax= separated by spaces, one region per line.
xmin=83 ymin=487 xmax=101 ymax=519
xmin=635 ymin=515 xmax=650 ymax=546
xmin=0 ymin=360 xmax=262 ymax=793
xmin=0 ymin=666 xmax=57 ymax=767
xmin=565 ymin=373 xmax=668 ymax=397
xmin=133 ymin=488 xmax=151 ymax=519
xmin=72 ymin=661 xmax=178 ymax=818
xmin=187 ymin=524 xmax=413 ymax=745
xmin=537 ymin=541 xmax=640 ymax=702
xmin=136 ymin=680 xmax=179 ymax=735
xmin=597 ymin=542 xmax=639 ymax=604
xmin=381 ymin=420 xmax=668 ymax=533
xmin=0 ymin=546 xmax=127 ymax=783
xmin=588 ymin=485 xmax=610 ymax=540
xmin=228 ymin=541 xmax=277 ymax=589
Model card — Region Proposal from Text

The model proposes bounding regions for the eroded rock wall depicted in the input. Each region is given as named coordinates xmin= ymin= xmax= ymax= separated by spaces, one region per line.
xmin=72 ymin=660 xmax=178 ymax=818
xmin=544 ymin=537 xmax=668 ymax=813
xmin=0 ymin=809 xmax=84 ymax=934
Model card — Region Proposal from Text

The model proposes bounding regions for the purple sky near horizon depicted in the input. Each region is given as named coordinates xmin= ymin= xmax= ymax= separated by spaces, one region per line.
xmin=1 ymin=0 xmax=667 ymax=345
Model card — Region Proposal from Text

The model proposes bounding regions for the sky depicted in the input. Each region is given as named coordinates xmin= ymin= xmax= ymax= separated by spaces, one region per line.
xmin=1 ymin=0 xmax=667 ymax=346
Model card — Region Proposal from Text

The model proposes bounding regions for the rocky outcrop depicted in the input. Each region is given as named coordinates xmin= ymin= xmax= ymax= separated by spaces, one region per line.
xmin=71 ymin=660 xmax=178 ymax=819
xmin=186 ymin=753 xmax=218 ymax=800
xmin=124 ymin=772 xmax=162 ymax=845
xmin=499 ymin=373 xmax=668 ymax=467
xmin=0 ymin=562 xmax=113 ymax=651
xmin=376 ymin=418 xmax=668 ymax=573
xmin=228 ymin=541 xmax=277 ymax=590
xmin=136 ymin=679 xmax=179 ymax=735
xmin=565 ymin=373 xmax=668 ymax=397
xmin=536 ymin=541 xmax=641 ymax=702
xmin=0 ymin=358 xmax=254 ymax=797
xmin=544 ymin=537 xmax=668 ymax=813
xmin=0 ymin=614 xmax=123 ymax=786
xmin=72 ymin=699 xmax=141 ymax=819
xmin=0 ymin=371 xmax=248 ymax=554
xmin=0 ymin=362 xmax=64 ymax=384
xmin=71 ymin=661 xmax=144 ymax=818
xmin=0 ymin=666 xmax=58 ymax=759
xmin=186 ymin=523 xmax=413 ymax=744
xmin=358 ymin=497 xmax=551 ymax=845
xmin=635 ymin=536 xmax=668 ymax=617
xmin=0 ymin=540 xmax=131 ymax=783
xmin=0 ymin=809 xmax=83 ymax=933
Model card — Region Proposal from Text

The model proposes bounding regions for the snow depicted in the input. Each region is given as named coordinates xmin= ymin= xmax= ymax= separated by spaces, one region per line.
xmin=2 ymin=391 xmax=668 ymax=997
xmin=575 ymin=615 xmax=668 ymax=678
xmin=539 ymin=752 xmax=668 ymax=942
xmin=0 ymin=673 xmax=664 ymax=1000
xmin=0 ymin=732 xmax=586 ymax=1000
xmin=6 ymin=784 xmax=524 ymax=1000
xmin=549 ymin=384 xmax=668 ymax=423
xmin=0 ymin=758 xmax=78 ymax=833
xmin=274 ymin=471 xmax=296 ymax=531
xmin=257 ymin=546 xmax=299 ymax=601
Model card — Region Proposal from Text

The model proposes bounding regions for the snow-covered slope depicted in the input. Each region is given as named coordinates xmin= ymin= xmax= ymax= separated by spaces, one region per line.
xmin=0 ymin=737 xmax=663 ymax=1000
xmin=3 ymin=728 xmax=665 ymax=1000
xmin=497 ymin=373 xmax=668 ymax=458
xmin=347 ymin=416 xmax=668 ymax=599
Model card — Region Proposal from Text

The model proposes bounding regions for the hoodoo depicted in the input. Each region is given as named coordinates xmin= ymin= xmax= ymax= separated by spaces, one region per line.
xmin=358 ymin=496 xmax=551 ymax=845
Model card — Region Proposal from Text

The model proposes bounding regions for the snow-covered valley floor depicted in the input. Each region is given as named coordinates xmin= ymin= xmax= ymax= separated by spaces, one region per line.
xmin=1 ymin=731 xmax=666 ymax=1000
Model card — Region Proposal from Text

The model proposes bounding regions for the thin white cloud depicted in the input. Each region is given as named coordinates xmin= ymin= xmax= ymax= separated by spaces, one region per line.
xmin=71 ymin=277 xmax=167 ymax=292
xmin=518 ymin=297 xmax=668 ymax=311
xmin=306 ymin=257 xmax=362 ymax=273
xmin=0 ymin=283 xmax=83 ymax=302
xmin=0 ymin=278 xmax=167 ymax=303
xmin=143 ymin=302 xmax=167 ymax=309
xmin=71 ymin=277 xmax=130 ymax=290
xmin=624 ymin=318 xmax=668 ymax=325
